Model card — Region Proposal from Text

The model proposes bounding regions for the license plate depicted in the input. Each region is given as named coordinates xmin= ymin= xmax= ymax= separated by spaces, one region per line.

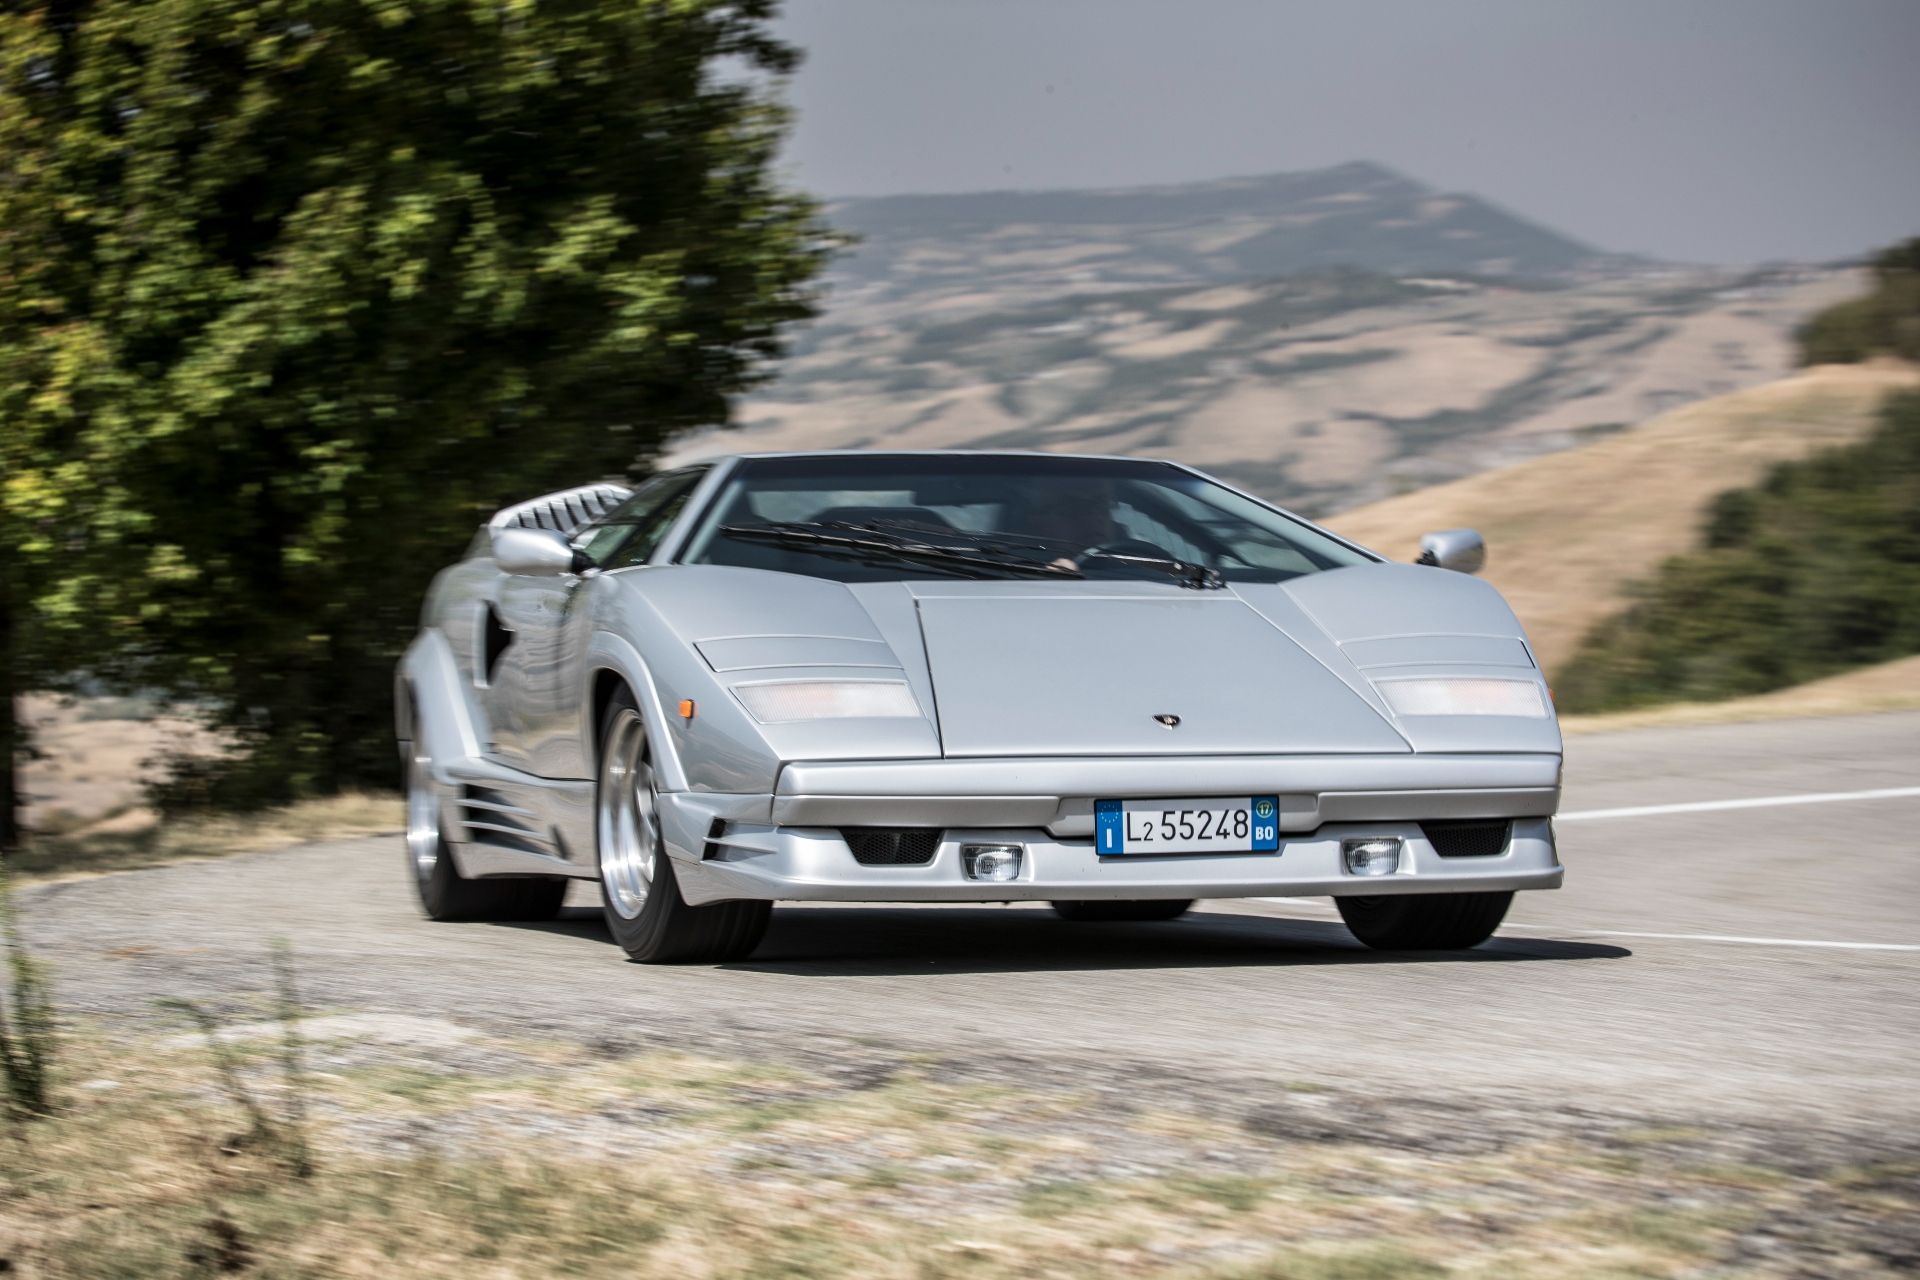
xmin=1095 ymin=797 xmax=1281 ymax=855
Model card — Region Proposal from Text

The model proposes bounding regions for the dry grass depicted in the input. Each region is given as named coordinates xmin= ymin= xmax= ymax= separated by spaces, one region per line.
xmin=1322 ymin=361 xmax=1920 ymax=672
xmin=8 ymin=791 xmax=403 ymax=883
xmin=6 ymin=1019 xmax=1912 ymax=1278
xmin=1559 ymin=653 xmax=1920 ymax=735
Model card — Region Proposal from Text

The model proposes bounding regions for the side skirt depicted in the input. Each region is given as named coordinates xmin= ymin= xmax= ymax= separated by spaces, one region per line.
xmin=444 ymin=765 xmax=598 ymax=879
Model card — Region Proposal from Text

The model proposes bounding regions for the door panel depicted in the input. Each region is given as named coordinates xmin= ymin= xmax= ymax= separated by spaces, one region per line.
xmin=488 ymin=576 xmax=577 ymax=772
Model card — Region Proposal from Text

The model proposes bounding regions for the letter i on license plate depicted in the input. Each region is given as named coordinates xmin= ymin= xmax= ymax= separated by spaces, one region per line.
xmin=1094 ymin=797 xmax=1281 ymax=855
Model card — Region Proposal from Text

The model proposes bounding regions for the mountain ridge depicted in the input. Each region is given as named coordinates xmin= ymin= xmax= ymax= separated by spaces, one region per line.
xmin=825 ymin=161 xmax=1624 ymax=294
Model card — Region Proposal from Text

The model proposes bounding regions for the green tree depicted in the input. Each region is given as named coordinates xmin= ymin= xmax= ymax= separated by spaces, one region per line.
xmin=0 ymin=0 xmax=833 ymax=824
xmin=1799 ymin=236 xmax=1920 ymax=365
xmin=1555 ymin=390 xmax=1920 ymax=712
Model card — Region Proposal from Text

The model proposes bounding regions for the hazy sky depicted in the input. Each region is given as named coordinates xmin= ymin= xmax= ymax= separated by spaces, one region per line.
xmin=771 ymin=0 xmax=1919 ymax=264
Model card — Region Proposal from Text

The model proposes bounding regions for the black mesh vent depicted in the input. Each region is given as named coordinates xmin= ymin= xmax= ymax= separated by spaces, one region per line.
xmin=1421 ymin=819 xmax=1512 ymax=858
xmin=842 ymin=828 xmax=942 ymax=866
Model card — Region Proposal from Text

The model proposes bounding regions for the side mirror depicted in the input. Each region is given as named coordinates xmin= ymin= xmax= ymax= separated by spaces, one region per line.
xmin=1415 ymin=528 xmax=1486 ymax=575
xmin=492 ymin=526 xmax=586 ymax=577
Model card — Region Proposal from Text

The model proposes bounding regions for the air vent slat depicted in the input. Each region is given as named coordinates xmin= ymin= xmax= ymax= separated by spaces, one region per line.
xmin=459 ymin=796 xmax=536 ymax=817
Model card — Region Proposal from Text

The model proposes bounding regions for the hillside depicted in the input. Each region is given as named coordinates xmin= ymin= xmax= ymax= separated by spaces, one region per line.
xmin=1321 ymin=361 xmax=1920 ymax=672
xmin=827 ymin=162 xmax=1617 ymax=304
xmin=670 ymin=163 xmax=1858 ymax=512
xmin=676 ymin=263 xmax=1858 ymax=514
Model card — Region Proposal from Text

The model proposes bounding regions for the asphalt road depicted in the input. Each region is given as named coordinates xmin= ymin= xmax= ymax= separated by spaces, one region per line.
xmin=25 ymin=711 xmax=1920 ymax=1134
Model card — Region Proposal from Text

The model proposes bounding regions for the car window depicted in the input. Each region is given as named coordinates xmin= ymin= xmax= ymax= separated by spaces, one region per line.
xmin=676 ymin=455 xmax=1372 ymax=584
xmin=576 ymin=467 xmax=709 ymax=569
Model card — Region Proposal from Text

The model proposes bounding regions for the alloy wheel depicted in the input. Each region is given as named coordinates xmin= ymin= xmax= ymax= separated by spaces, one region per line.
xmin=597 ymin=708 xmax=659 ymax=920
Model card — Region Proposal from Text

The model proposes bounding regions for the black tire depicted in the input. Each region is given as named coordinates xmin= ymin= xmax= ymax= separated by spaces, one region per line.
xmin=1051 ymin=899 xmax=1193 ymax=922
xmin=596 ymin=688 xmax=770 ymax=963
xmin=1335 ymin=891 xmax=1513 ymax=950
xmin=405 ymin=743 xmax=566 ymax=923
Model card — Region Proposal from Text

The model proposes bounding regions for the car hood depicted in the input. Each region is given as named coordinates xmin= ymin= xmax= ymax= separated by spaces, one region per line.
xmin=633 ymin=564 xmax=1557 ymax=765
xmin=909 ymin=581 xmax=1411 ymax=756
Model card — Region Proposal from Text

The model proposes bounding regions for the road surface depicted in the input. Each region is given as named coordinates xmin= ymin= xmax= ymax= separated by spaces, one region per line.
xmin=25 ymin=710 xmax=1920 ymax=1137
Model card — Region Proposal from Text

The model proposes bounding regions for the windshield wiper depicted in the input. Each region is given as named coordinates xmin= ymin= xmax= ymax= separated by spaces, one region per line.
xmin=910 ymin=523 xmax=1222 ymax=588
xmin=1079 ymin=547 xmax=1224 ymax=590
xmin=718 ymin=521 xmax=1079 ymax=581
xmin=719 ymin=520 xmax=1225 ymax=589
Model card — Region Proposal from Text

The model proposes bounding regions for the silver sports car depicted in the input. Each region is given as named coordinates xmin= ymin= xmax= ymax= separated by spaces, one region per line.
xmin=398 ymin=451 xmax=1562 ymax=963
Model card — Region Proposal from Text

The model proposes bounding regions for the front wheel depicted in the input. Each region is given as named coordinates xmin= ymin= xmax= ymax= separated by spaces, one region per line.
xmin=1335 ymin=891 xmax=1512 ymax=950
xmin=1051 ymin=899 xmax=1193 ymax=922
xmin=596 ymin=689 xmax=770 ymax=964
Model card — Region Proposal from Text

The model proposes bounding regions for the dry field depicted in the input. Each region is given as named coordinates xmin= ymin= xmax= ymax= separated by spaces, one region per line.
xmin=1322 ymin=361 xmax=1920 ymax=672
xmin=15 ymin=694 xmax=221 ymax=837
xmin=12 ymin=1013 xmax=1915 ymax=1279
xmin=1558 ymin=652 xmax=1920 ymax=735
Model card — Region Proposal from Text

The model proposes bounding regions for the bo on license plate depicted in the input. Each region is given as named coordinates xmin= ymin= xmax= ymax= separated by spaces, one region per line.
xmin=1095 ymin=796 xmax=1280 ymax=856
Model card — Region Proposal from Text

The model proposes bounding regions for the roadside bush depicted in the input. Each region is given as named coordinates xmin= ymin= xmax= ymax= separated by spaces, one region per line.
xmin=0 ymin=871 xmax=54 ymax=1117
xmin=1554 ymin=390 xmax=1920 ymax=712
xmin=1798 ymin=237 xmax=1920 ymax=364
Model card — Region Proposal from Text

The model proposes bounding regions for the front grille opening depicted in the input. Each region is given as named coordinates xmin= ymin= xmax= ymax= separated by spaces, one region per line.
xmin=1421 ymin=819 xmax=1512 ymax=858
xmin=841 ymin=827 xmax=942 ymax=866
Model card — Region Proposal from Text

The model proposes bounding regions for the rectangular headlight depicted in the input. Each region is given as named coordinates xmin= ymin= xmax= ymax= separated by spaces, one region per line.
xmin=733 ymin=680 xmax=921 ymax=723
xmin=1376 ymin=677 xmax=1548 ymax=718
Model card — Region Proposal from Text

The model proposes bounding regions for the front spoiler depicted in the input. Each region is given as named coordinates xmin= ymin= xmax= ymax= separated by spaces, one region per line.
xmin=671 ymin=817 xmax=1562 ymax=906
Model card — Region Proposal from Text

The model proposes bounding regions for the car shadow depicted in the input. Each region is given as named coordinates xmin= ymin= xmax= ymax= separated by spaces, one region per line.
xmin=492 ymin=905 xmax=1630 ymax=973
xmin=724 ymin=906 xmax=1630 ymax=976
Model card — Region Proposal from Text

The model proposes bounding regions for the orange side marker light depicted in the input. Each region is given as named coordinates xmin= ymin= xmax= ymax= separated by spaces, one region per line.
xmin=678 ymin=699 xmax=697 ymax=720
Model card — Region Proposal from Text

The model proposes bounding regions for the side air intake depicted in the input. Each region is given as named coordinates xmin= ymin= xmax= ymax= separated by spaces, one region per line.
xmin=841 ymin=828 xmax=942 ymax=866
xmin=460 ymin=785 xmax=551 ymax=856
xmin=1420 ymin=819 xmax=1512 ymax=858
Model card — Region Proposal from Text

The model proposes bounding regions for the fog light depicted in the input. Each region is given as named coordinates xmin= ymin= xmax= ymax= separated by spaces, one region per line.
xmin=962 ymin=844 xmax=1023 ymax=882
xmin=1342 ymin=837 xmax=1402 ymax=877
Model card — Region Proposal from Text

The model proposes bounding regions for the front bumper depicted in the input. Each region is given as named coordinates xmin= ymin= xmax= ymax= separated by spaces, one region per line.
xmin=670 ymin=817 xmax=1561 ymax=906
xmin=660 ymin=752 xmax=1563 ymax=906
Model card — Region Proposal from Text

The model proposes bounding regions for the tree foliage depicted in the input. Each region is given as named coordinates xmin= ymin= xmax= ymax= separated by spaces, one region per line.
xmin=1554 ymin=391 xmax=1920 ymax=712
xmin=0 ymin=0 xmax=832 ymax=813
xmin=1798 ymin=236 xmax=1920 ymax=365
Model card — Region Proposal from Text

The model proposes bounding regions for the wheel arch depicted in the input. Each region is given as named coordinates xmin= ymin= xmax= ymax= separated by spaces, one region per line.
xmin=397 ymin=627 xmax=491 ymax=782
xmin=583 ymin=631 xmax=688 ymax=792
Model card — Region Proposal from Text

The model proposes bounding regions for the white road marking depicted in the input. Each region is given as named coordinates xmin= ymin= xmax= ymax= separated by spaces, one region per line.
xmin=1498 ymin=924 xmax=1920 ymax=952
xmin=1236 ymin=902 xmax=1920 ymax=952
xmin=1556 ymin=785 xmax=1920 ymax=822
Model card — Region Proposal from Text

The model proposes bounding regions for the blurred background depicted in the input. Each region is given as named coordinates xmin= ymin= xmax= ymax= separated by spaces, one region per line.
xmin=4 ymin=0 xmax=1916 ymax=867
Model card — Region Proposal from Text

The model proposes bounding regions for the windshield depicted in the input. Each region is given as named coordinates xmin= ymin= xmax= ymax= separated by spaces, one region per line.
xmin=677 ymin=454 xmax=1374 ymax=584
